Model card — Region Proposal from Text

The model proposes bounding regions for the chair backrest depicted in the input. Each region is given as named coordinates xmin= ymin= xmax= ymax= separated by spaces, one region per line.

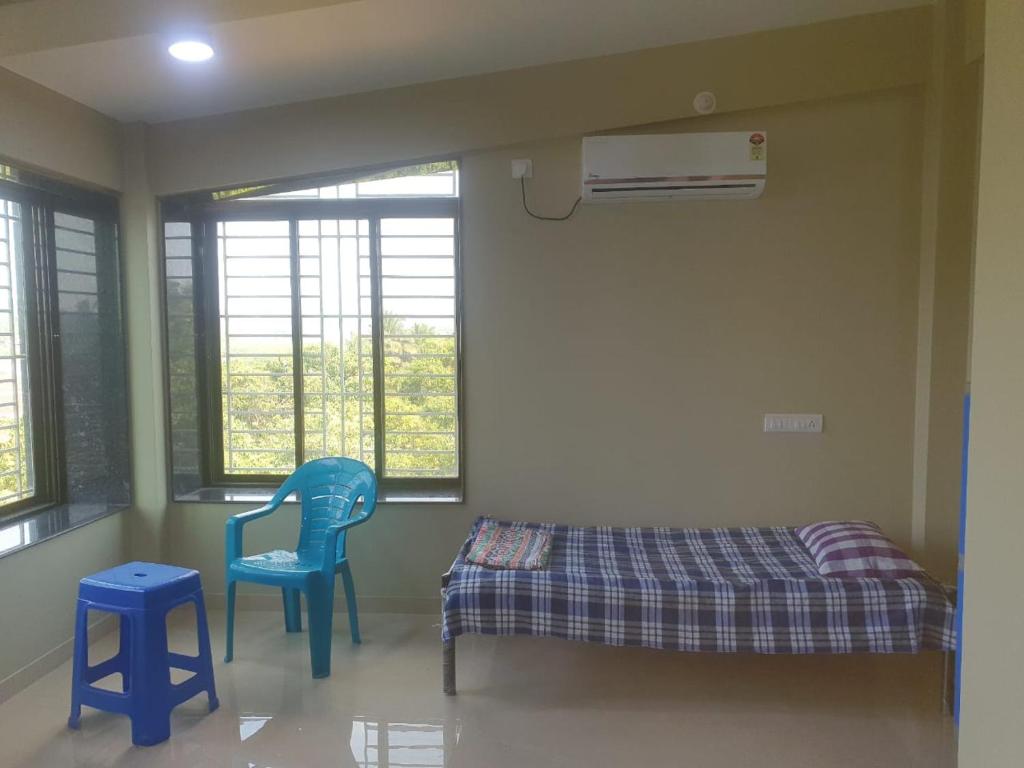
xmin=274 ymin=457 xmax=378 ymax=564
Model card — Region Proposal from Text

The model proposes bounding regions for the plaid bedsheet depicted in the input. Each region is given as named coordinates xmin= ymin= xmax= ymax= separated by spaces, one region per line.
xmin=441 ymin=518 xmax=956 ymax=654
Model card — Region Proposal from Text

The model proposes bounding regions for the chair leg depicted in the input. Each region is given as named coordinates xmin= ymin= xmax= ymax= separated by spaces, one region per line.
xmin=193 ymin=592 xmax=220 ymax=712
xmin=224 ymin=579 xmax=237 ymax=663
xmin=306 ymin=578 xmax=335 ymax=679
xmin=67 ymin=601 xmax=89 ymax=729
xmin=339 ymin=561 xmax=360 ymax=644
xmin=282 ymin=588 xmax=303 ymax=633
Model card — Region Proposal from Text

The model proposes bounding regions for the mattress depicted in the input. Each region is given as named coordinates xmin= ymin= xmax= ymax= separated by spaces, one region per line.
xmin=441 ymin=518 xmax=956 ymax=654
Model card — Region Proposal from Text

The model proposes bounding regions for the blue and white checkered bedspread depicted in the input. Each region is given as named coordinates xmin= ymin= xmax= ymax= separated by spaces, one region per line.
xmin=441 ymin=518 xmax=956 ymax=653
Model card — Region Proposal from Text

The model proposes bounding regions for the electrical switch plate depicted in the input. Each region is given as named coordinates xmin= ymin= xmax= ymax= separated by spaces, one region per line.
xmin=763 ymin=413 xmax=823 ymax=433
xmin=511 ymin=158 xmax=533 ymax=179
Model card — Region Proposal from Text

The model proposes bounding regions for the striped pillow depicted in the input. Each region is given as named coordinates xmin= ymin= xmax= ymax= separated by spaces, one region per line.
xmin=796 ymin=521 xmax=923 ymax=579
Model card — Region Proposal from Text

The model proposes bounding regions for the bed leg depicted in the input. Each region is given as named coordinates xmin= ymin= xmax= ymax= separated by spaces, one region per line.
xmin=941 ymin=650 xmax=953 ymax=716
xmin=443 ymin=639 xmax=456 ymax=696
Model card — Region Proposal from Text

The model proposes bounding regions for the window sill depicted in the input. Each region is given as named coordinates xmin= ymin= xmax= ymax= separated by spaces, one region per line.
xmin=173 ymin=487 xmax=463 ymax=505
xmin=0 ymin=502 xmax=128 ymax=561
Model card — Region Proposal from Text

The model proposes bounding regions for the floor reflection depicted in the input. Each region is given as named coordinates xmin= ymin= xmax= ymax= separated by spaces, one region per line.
xmin=349 ymin=718 xmax=459 ymax=768
xmin=0 ymin=610 xmax=955 ymax=768
xmin=238 ymin=714 xmax=273 ymax=742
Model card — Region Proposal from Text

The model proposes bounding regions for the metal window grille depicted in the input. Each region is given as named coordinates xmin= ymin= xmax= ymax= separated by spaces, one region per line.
xmin=163 ymin=162 xmax=463 ymax=493
xmin=0 ymin=199 xmax=33 ymax=505
xmin=379 ymin=217 xmax=458 ymax=478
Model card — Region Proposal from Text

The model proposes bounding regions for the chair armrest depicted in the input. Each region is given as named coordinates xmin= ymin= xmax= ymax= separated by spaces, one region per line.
xmin=320 ymin=513 xmax=371 ymax=572
xmin=230 ymin=504 xmax=278 ymax=525
xmin=225 ymin=504 xmax=279 ymax=562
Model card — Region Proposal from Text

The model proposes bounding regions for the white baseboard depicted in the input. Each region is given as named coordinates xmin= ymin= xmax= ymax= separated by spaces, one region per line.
xmin=0 ymin=615 xmax=116 ymax=704
xmin=205 ymin=592 xmax=438 ymax=615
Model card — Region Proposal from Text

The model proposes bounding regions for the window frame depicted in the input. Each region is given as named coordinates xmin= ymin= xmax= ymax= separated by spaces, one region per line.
xmin=0 ymin=173 xmax=121 ymax=521
xmin=160 ymin=180 xmax=464 ymax=499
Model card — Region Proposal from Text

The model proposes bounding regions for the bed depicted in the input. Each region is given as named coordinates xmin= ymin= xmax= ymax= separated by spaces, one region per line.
xmin=440 ymin=518 xmax=956 ymax=695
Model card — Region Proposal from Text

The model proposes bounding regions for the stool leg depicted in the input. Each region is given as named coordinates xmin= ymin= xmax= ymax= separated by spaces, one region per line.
xmin=306 ymin=577 xmax=335 ymax=679
xmin=224 ymin=579 xmax=236 ymax=663
xmin=129 ymin=610 xmax=172 ymax=747
xmin=282 ymin=588 xmax=302 ymax=633
xmin=68 ymin=601 xmax=89 ymax=729
xmin=192 ymin=592 xmax=220 ymax=712
xmin=118 ymin=613 xmax=131 ymax=693
xmin=339 ymin=561 xmax=360 ymax=644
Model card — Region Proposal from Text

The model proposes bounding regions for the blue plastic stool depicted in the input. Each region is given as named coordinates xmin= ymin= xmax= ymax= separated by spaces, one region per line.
xmin=68 ymin=562 xmax=219 ymax=746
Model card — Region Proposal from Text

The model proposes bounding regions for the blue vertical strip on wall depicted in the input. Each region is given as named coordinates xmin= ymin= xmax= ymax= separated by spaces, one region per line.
xmin=955 ymin=392 xmax=970 ymax=725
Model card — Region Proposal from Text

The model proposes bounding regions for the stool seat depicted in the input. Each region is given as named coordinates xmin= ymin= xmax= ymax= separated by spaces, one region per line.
xmin=79 ymin=562 xmax=202 ymax=609
xmin=68 ymin=561 xmax=218 ymax=746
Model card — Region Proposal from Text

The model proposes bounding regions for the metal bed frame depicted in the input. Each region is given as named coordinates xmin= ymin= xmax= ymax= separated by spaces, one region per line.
xmin=440 ymin=569 xmax=957 ymax=712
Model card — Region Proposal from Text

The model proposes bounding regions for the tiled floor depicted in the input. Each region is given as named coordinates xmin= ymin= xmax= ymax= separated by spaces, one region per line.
xmin=0 ymin=610 xmax=956 ymax=767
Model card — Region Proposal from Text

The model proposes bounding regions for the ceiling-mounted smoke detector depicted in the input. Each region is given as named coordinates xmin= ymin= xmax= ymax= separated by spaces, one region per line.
xmin=692 ymin=91 xmax=717 ymax=115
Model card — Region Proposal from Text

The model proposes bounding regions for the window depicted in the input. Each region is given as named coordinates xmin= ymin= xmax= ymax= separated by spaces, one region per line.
xmin=0 ymin=198 xmax=33 ymax=506
xmin=162 ymin=162 xmax=462 ymax=499
xmin=0 ymin=168 xmax=130 ymax=520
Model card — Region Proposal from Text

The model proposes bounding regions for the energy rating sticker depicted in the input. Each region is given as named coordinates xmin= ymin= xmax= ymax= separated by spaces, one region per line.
xmin=749 ymin=132 xmax=766 ymax=161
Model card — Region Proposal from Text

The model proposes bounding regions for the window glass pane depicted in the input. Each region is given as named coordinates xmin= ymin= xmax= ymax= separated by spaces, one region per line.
xmin=167 ymin=159 xmax=463 ymax=494
xmin=298 ymin=219 xmax=376 ymax=467
xmin=218 ymin=221 xmax=296 ymax=475
xmin=0 ymin=199 xmax=33 ymax=504
xmin=54 ymin=211 xmax=130 ymax=504
xmin=164 ymin=221 xmax=202 ymax=495
xmin=380 ymin=217 xmax=458 ymax=479
xmin=237 ymin=162 xmax=459 ymax=201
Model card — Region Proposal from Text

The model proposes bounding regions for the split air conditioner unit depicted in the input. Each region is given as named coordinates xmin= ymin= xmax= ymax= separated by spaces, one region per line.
xmin=581 ymin=131 xmax=767 ymax=202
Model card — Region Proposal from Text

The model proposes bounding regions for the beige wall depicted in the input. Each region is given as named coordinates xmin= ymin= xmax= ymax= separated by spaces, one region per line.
xmin=963 ymin=0 xmax=986 ymax=63
xmin=922 ymin=53 xmax=979 ymax=581
xmin=958 ymin=0 xmax=1024 ymax=763
xmin=167 ymin=86 xmax=927 ymax=606
xmin=120 ymin=122 xmax=168 ymax=565
xmin=915 ymin=0 xmax=982 ymax=582
xmin=0 ymin=69 xmax=126 ymax=700
xmin=0 ymin=515 xmax=124 ymax=698
xmin=0 ymin=67 xmax=121 ymax=190
xmin=146 ymin=7 xmax=930 ymax=196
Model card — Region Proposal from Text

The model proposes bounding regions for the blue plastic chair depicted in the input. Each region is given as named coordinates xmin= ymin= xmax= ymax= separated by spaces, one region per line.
xmin=224 ymin=457 xmax=378 ymax=678
xmin=68 ymin=562 xmax=218 ymax=746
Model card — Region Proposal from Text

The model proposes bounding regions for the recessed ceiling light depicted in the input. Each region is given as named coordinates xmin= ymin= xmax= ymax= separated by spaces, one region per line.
xmin=168 ymin=40 xmax=214 ymax=62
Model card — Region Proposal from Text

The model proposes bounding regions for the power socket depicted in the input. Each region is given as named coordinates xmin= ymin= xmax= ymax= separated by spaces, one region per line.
xmin=511 ymin=159 xmax=533 ymax=179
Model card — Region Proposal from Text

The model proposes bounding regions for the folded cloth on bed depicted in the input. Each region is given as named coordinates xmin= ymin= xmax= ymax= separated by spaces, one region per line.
xmin=466 ymin=519 xmax=552 ymax=570
xmin=442 ymin=517 xmax=956 ymax=654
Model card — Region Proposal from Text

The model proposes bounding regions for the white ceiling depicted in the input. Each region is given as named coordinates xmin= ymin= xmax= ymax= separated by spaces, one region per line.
xmin=1 ymin=0 xmax=926 ymax=124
